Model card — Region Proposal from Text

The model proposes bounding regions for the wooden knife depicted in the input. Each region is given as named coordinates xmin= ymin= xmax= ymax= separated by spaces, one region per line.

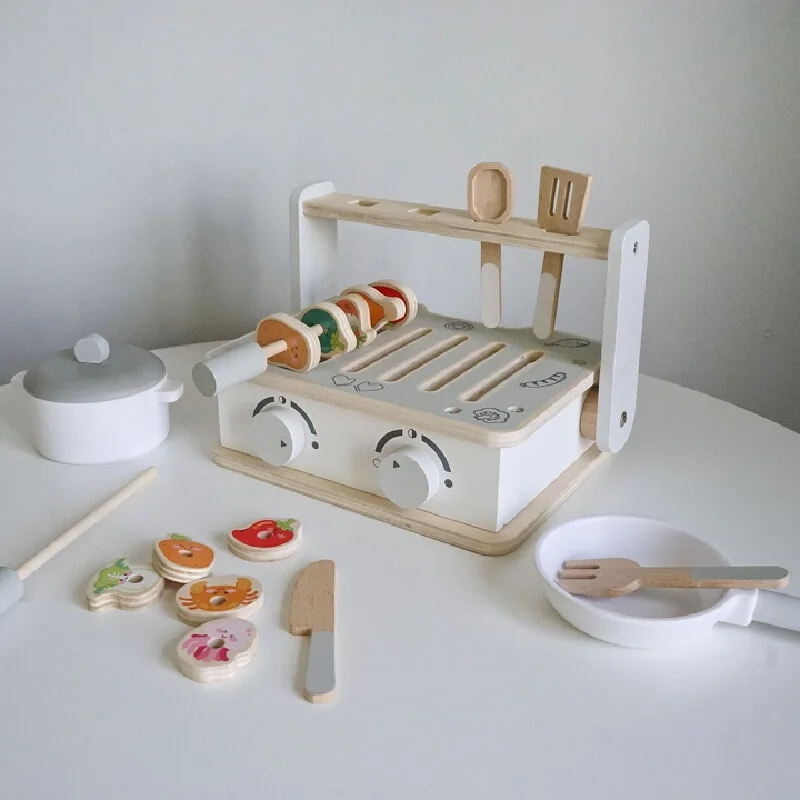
xmin=289 ymin=559 xmax=336 ymax=703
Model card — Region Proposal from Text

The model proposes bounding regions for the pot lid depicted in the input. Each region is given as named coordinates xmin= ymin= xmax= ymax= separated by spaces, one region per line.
xmin=22 ymin=334 xmax=167 ymax=403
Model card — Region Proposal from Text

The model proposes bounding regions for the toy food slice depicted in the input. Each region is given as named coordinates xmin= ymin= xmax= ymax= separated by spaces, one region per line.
xmin=342 ymin=284 xmax=404 ymax=331
xmin=86 ymin=559 xmax=164 ymax=611
xmin=256 ymin=313 xmax=321 ymax=373
xmin=228 ymin=518 xmax=302 ymax=562
xmin=335 ymin=293 xmax=376 ymax=348
xmin=175 ymin=574 xmax=264 ymax=625
xmin=176 ymin=618 xmax=259 ymax=683
xmin=369 ymin=280 xmax=419 ymax=326
xmin=299 ymin=302 xmax=357 ymax=360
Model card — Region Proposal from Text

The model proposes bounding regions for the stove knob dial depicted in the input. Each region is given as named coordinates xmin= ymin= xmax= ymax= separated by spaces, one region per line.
xmin=378 ymin=445 xmax=441 ymax=509
xmin=251 ymin=407 xmax=306 ymax=467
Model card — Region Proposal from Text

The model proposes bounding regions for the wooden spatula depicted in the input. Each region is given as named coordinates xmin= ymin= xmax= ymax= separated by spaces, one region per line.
xmin=289 ymin=559 xmax=336 ymax=703
xmin=559 ymin=558 xmax=789 ymax=598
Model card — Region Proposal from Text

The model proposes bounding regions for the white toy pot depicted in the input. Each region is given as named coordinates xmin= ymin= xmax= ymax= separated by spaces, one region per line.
xmin=13 ymin=334 xmax=183 ymax=465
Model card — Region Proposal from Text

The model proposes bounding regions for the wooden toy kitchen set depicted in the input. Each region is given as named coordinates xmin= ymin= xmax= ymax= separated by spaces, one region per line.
xmin=191 ymin=164 xmax=650 ymax=555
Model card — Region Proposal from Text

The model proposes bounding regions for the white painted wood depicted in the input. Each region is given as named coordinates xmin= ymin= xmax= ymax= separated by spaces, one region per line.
xmin=377 ymin=444 xmax=441 ymax=509
xmin=597 ymin=220 xmax=650 ymax=453
xmin=290 ymin=182 xmax=337 ymax=311
xmin=218 ymin=380 xmax=503 ymax=530
xmin=192 ymin=341 xmax=270 ymax=397
xmin=250 ymin=405 xmax=307 ymax=466
xmin=480 ymin=261 xmax=502 ymax=328
xmin=497 ymin=393 xmax=593 ymax=528
xmin=0 ymin=567 xmax=24 ymax=617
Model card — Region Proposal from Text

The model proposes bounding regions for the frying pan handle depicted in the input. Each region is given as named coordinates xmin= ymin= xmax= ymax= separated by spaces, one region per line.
xmin=719 ymin=590 xmax=759 ymax=627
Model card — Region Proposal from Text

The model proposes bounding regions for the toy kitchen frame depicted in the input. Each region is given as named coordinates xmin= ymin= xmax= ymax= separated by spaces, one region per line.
xmin=196 ymin=172 xmax=649 ymax=555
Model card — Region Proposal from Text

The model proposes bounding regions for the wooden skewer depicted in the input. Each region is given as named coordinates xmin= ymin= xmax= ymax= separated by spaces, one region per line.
xmin=0 ymin=468 xmax=158 ymax=617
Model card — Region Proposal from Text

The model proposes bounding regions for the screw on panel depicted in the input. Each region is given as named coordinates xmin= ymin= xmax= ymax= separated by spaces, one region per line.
xmin=632 ymin=242 xmax=639 ymax=255
xmin=620 ymin=411 xmax=628 ymax=427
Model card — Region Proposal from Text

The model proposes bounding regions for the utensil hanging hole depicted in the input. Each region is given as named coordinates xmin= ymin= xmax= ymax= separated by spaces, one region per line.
xmin=408 ymin=207 xmax=440 ymax=216
xmin=445 ymin=407 xmax=462 ymax=414
xmin=562 ymin=181 xmax=573 ymax=219
xmin=549 ymin=178 xmax=559 ymax=216
xmin=347 ymin=199 xmax=378 ymax=207
xmin=508 ymin=406 xmax=523 ymax=413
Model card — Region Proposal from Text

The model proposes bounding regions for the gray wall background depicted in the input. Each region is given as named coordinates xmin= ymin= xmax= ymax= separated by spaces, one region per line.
xmin=2 ymin=1 xmax=799 ymax=430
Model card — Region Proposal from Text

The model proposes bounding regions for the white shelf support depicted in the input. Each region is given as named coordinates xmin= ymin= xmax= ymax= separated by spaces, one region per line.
xmin=290 ymin=181 xmax=338 ymax=311
xmin=597 ymin=219 xmax=650 ymax=454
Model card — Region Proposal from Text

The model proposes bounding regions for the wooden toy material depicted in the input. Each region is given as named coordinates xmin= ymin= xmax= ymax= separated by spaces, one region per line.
xmin=198 ymin=164 xmax=649 ymax=555
xmin=468 ymin=163 xmax=514 ymax=329
xmin=369 ymin=280 xmax=419 ymax=327
xmin=0 ymin=467 xmax=156 ymax=620
xmin=289 ymin=560 xmax=336 ymax=704
xmin=533 ymin=167 xmax=592 ymax=340
xmin=334 ymin=294 xmax=377 ymax=348
xmin=228 ymin=518 xmax=302 ymax=562
xmin=152 ymin=534 xmax=215 ymax=583
xmin=341 ymin=285 xmax=404 ymax=332
xmin=299 ymin=302 xmax=357 ymax=360
xmin=558 ymin=558 xmax=790 ymax=598
xmin=176 ymin=618 xmax=259 ymax=683
xmin=86 ymin=559 xmax=164 ymax=611
xmin=175 ymin=575 xmax=263 ymax=626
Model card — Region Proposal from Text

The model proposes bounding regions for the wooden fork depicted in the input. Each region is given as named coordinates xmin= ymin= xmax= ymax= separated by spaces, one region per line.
xmin=558 ymin=558 xmax=789 ymax=598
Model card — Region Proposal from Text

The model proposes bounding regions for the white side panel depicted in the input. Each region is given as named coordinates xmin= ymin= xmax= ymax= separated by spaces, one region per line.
xmin=497 ymin=394 xmax=592 ymax=528
xmin=480 ymin=262 xmax=501 ymax=328
xmin=290 ymin=182 xmax=337 ymax=311
xmin=597 ymin=220 xmax=650 ymax=453
xmin=218 ymin=380 xmax=503 ymax=531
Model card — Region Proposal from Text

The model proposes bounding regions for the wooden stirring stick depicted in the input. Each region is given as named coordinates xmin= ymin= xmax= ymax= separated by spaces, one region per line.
xmin=559 ymin=558 xmax=789 ymax=598
xmin=0 ymin=468 xmax=157 ymax=619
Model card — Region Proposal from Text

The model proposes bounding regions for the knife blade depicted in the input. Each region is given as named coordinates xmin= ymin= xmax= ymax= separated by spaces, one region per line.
xmin=288 ymin=560 xmax=336 ymax=703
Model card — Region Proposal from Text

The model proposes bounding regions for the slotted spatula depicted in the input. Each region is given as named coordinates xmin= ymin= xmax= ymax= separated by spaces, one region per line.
xmin=559 ymin=558 xmax=789 ymax=598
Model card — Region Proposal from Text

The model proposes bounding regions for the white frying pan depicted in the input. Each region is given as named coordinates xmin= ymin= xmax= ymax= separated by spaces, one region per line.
xmin=535 ymin=516 xmax=800 ymax=648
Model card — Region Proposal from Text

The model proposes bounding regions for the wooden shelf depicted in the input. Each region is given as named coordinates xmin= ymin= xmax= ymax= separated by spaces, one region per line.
xmin=303 ymin=193 xmax=611 ymax=260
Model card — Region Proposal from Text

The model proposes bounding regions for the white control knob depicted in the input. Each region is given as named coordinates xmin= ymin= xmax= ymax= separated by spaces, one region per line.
xmin=378 ymin=445 xmax=441 ymax=509
xmin=251 ymin=406 xmax=306 ymax=467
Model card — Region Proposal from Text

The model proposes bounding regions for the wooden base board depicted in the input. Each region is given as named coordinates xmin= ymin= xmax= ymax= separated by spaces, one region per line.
xmin=212 ymin=445 xmax=609 ymax=556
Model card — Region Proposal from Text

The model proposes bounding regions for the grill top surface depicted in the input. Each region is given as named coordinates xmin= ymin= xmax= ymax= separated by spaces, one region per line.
xmin=251 ymin=307 xmax=600 ymax=446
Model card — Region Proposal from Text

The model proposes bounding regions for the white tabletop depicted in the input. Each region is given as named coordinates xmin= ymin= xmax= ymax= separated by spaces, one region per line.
xmin=1 ymin=344 xmax=799 ymax=800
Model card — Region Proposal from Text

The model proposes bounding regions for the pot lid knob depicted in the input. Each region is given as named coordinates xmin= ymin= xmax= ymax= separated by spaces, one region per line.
xmin=74 ymin=334 xmax=110 ymax=364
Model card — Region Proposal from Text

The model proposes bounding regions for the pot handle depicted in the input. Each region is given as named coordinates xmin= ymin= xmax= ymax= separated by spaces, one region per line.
xmin=157 ymin=378 xmax=184 ymax=403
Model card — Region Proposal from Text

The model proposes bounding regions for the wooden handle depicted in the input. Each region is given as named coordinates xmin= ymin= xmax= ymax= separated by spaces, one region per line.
xmin=533 ymin=251 xmax=564 ymax=339
xmin=639 ymin=566 xmax=789 ymax=590
xmin=16 ymin=467 xmax=157 ymax=580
